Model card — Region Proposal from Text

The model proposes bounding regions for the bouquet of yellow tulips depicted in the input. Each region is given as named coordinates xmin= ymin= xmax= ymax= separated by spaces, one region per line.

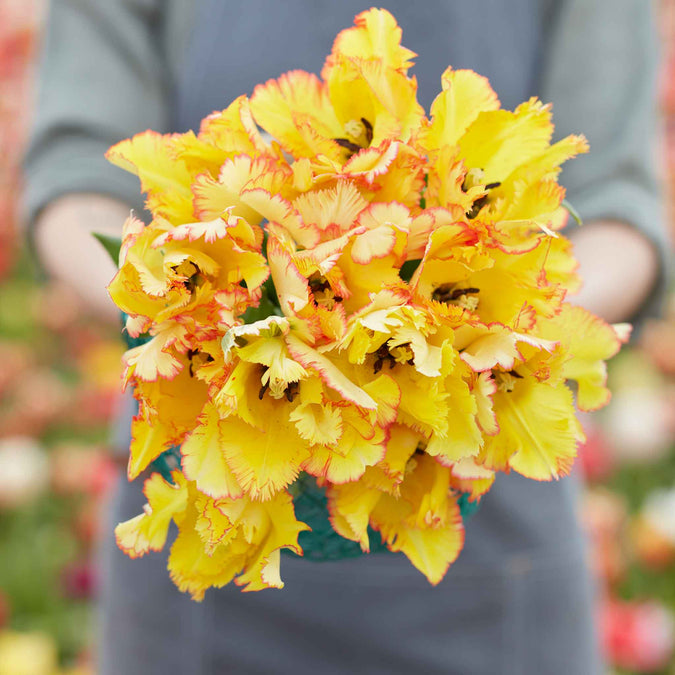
xmin=104 ymin=8 xmax=627 ymax=599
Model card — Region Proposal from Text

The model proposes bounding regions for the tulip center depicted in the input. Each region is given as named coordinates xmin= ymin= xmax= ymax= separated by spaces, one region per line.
xmin=494 ymin=370 xmax=523 ymax=393
xmin=333 ymin=117 xmax=374 ymax=158
xmin=462 ymin=169 xmax=501 ymax=219
xmin=372 ymin=341 xmax=414 ymax=373
xmin=432 ymin=284 xmax=480 ymax=310
xmin=258 ymin=366 xmax=300 ymax=402
xmin=187 ymin=349 xmax=214 ymax=377
xmin=308 ymin=274 xmax=342 ymax=309
xmin=171 ymin=259 xmax=204 ymax=294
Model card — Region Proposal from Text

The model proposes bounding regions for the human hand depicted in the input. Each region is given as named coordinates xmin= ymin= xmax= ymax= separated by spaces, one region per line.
xmin=34 ymin=193 xmax=132 ymax=323
xmin=568 ymin=219 xmax=661 ymax=323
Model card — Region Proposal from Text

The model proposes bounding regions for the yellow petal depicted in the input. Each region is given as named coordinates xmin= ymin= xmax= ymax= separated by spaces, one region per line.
xmin=236 ymin=336 xmax=307 ymax=399
xmin=286 ymin=335 xmax=377 ymax=410
xmin=220 ymin=403 xmax=310 ymax=501
xmin=472 ymin=371 xmax=499 ymax=435
xmin=168 ymin=506 xmax=245 ymax=600
xmin=293 ymin=180 xmax=368 ymax=237
xmin=410 ymin=221 xmax=488 ymax=298
xmin=115 ymin=471 xmax=188 ymax=557
xmin=382 ymin=520 xmax=463 ymax=585
xmin=342 ymin=140 xmax=400 ymax=184
xmin=266 ymin=235 xmax=312 ymax=316
xmin=251 ymin=70 xmax=342 ymax=160
xmin=194 ymin=493 xmax=240 ymax=554
xmin=537 ymin=304 xmax=624 ymax=411
xmin=371 ymin=455 xmax=464 ymax=584
xmin=326 ymin=8 xmax=416 ymax=74
xmin=498 ymin=134 xmax=589 ymax=208
xmin=122 ymin=324 xmax=188 ymax=383
xmin=327 ymin=481 xmax=382 ymax=551
xmin=424 ymin=147 xmax=484 ymax=212
xmin=302 ymin=423 xmax=385 ymax=485
xmin=426 ymin=373 xmax=482 ymax=464
xmin=289 ymin=394 xmax=344 ymax=447
xmin=192 ymin=155 xmax=292 ymax=225
xmin=181 ymin=402 xmax=243 ymax=499
xmin=378 ymin=423 xmax=420 ymax=484
xmin=127 ymin=414 xmax=174 ymax=480
xmin=481 ymin=379 xmax=584 ymax=480
xmin=361 ymin=372 xmax=401 ymax=428
xmin=106 ymin=130 xmax=195 ymax=223
xmin=390 ymin=366 xmax=449 ymax=438
xmin=235 ymin=491 xmax=310 ymax=592
xmin=199 ymin=95 xmax=271 ymax=157
xmin=128 ymin=364 xmax=209 ymax=478
xmin=459 ymin=324 xmax=556 ymax=373
xmin=455 ymin=238 xmax=571 ymax=326
xmin=425 ymin=68 xmax=499 ymax=150
xmin=458 ymin=98 xmax=553 ymax=184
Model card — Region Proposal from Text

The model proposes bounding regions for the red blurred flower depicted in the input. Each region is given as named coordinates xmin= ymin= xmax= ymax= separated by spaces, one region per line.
xmin=67 ymin=387 xmax=119 ymax=428
xmin=0 ymin=0 xmax=44 ymax=269
xmin=0 ymin=592 xmax=10 ymax=629
xmin=577 ymin=421 xmax=616 ymax=482
xmin=60 ymin=562 xmax=96 ymax=600
xmin=601 ymin=598 xmax=675 ymax=672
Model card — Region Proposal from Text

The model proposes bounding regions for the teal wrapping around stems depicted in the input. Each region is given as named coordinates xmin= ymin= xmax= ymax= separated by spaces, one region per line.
xmin=123 ymin=318 xmax=480 ymax=561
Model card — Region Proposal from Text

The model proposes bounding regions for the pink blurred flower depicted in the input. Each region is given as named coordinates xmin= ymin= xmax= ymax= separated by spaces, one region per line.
xmin=67 ymin=387 xmax=119 ymax=428
xmin=0 ymin=369 xmax=72 ymax=436
xmin=601 ymin=599 xmax=675 ymax=672
xmin=50 ymin=442 xmax=117 ymax=496
xmin=577 ymin=419 xmax=616 ymax=482
xmin=60 ymin=562 xmax=96 ymax=600
xmin=0 ymin=0 xmax=44 ymax=271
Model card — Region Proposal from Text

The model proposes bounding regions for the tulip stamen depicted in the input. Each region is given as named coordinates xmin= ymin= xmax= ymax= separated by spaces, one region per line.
xmin=433 ymin=285 xmax=480 ymax=310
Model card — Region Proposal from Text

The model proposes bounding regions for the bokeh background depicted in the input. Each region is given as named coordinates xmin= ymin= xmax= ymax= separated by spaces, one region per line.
xmin=0 ymin=1 xmax=673 ymax=673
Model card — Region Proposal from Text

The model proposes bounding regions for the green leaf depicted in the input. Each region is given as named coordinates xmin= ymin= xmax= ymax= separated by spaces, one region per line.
xmin=240 ymin=275 xmax=282 ymax=324
xmin=562 ymin=199 xmax=583 ymax=226
xmin=92 ymin=232 xmax=122 ymax=265
xmin=399 ymin=259 xmax=421 ymax=282
xmin=419 ymin=171 xmax=429 ymax=209
xmin=241 ymin=292 xmax=281 ymax=324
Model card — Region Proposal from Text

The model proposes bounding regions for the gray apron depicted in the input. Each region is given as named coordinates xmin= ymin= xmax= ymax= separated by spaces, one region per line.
xmin=99 ymin=2 xmax=602 ymax=672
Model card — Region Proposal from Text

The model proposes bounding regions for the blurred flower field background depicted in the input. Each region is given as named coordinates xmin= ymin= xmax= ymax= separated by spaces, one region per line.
xmin=0 ymin=2 xmax=120 ymax=673
xmin=586 ymin=4 xmax=675 ymax=673
xmin=0 ymin=1 xmax=673 ymax=673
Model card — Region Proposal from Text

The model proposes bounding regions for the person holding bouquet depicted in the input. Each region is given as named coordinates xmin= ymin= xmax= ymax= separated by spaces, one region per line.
xmin=23 ymin=1 xmax=667 ymax=673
